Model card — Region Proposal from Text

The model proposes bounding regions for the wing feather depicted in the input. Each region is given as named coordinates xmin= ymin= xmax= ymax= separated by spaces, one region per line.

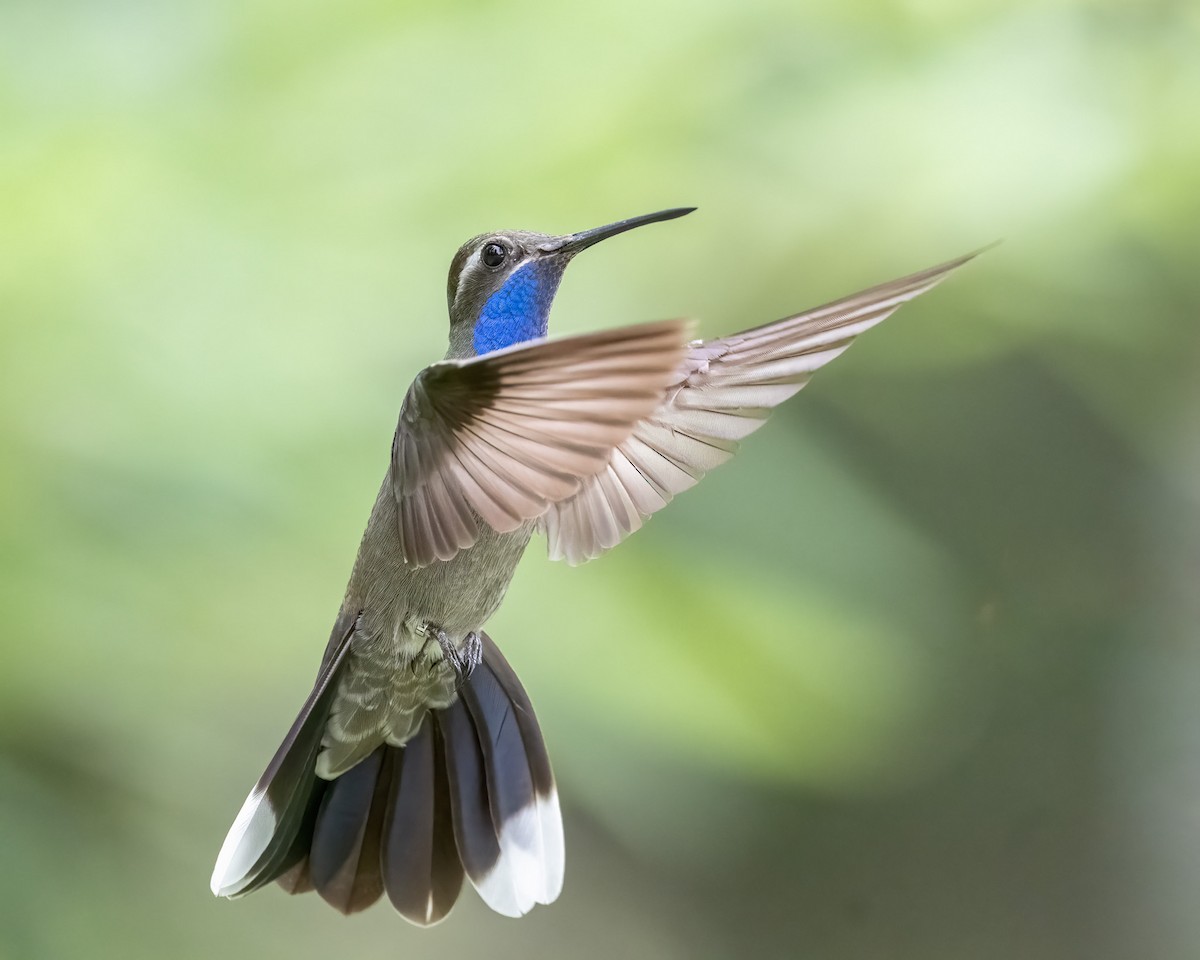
xmin=541 ymin=250 xmax=983 ymax=564
xmin=392 ymin=319 xmax=690 ymax=565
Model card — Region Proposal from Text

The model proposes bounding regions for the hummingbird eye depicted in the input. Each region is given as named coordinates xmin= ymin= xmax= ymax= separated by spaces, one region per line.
xmin=481 ymin=242 xmax=507 ymax=269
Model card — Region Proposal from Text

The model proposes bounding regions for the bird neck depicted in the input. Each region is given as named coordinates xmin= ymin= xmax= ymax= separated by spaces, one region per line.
xmin=471 ymin=260 xmax=566 ymax=355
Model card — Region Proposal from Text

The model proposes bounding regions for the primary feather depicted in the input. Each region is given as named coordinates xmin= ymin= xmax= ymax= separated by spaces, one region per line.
xmin=540 ymin=250 xmax=982 ymax=564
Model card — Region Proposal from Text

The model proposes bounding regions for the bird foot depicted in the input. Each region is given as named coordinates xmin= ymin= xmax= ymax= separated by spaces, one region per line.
xmin=429 ymin=628 xmax=482 ymax=685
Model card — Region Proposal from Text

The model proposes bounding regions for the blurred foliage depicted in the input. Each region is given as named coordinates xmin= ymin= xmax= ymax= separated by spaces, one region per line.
xmin=1 ymin=0 xmax=1198 ymax=957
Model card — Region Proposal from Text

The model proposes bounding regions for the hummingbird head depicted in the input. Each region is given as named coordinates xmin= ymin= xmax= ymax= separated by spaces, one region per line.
xmin=444 ymin=207 xmax=695 ymax=358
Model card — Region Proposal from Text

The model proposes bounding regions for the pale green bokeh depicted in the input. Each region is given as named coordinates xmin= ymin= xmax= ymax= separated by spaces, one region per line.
xmin=1 ymin=1 xmax=1198 ymax=958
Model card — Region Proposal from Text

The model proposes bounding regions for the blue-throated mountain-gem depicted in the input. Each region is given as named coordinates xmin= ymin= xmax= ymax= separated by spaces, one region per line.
xmin=211 ymin=207 xmax=981 ymax=924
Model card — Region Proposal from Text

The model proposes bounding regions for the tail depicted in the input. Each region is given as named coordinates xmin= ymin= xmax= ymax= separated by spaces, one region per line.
xmin=210 ymin=633 xmax=564 ymax=925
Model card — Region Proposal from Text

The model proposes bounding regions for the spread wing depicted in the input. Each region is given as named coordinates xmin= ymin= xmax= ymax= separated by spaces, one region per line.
xmin=539 ymin=251 xmax=982 ymax=564
xmin=391 ymin=319 xmax=690 ymax=566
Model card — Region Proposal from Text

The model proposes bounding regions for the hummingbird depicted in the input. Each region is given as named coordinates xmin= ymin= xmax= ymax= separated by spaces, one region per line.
xmin=210 ymin=207 xmax=980 ymax=925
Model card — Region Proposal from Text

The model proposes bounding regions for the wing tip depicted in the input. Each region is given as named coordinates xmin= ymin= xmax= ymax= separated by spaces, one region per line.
xmin=914 ymin=240 xmax=999 ymax=285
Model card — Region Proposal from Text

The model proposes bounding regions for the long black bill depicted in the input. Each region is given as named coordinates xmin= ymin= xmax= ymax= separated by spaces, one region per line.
xmin=540 ymin=207 xmax=696 ymax=256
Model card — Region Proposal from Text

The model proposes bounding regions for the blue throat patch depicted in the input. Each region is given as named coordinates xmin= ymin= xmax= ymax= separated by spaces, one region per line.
xmin=472 ymin=261 xmax=565 ymax=355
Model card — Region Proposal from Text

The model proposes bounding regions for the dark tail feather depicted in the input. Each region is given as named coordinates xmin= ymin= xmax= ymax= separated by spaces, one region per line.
xmin=210 ymin=619 xmax=355 ymax=900
xmin=437 ymin=699 xmax=509 ymax=902
xmin=439 ymin=634 xmax=564 ymax=916
xmin=308 ymin=746 xmax=391 ymax=913
xmin=479 ymin=636 xmax=560 ymax=825
xmin=213 ymin=630 xmax=562 ymax=923
xmin=275 ymin=851 xmax=315 ymax=895
xmin=270 ymin=779 xmax=327 ymax=895
xmin=378 ymin=714 xmax=465 ymax=925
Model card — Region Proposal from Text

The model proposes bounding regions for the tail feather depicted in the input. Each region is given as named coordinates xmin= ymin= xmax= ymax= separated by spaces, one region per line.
xmin=380 ymin=715 xmax=465 ymax=925
xmin=309 ymin=746 xmax=391 ymax=914
xmin=480 ymin=636 xmax=564 ymax=903
xmin=255 ymin=775 xmax=326 ymax=895
xmin=275 ymin=851 xmax=315 ymax=895
xmin=211 ymin=719 xmax=325 ymax=898
xmin=460 ymin=659 xmax=558 ymax=912
xmin=428 ymin=725 xmax=466 ymax=919
xmin=437 ymin=698 xmax=520 ymax=914
xmin=210 ymin=619 xmax=355 ymax=899
xmin=213 ymin=630 xmax=563 ymax=924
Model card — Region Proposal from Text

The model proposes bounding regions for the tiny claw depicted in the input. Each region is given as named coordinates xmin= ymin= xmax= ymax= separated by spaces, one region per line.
xmin=432 ymin=628 xmax=483 ymax=686
xmin=459 ymin=632 xmax=483 ymax=681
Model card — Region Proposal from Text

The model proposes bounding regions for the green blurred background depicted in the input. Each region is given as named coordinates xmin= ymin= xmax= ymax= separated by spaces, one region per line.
xmin=2 ymin=0 xmax=1198 ymax=957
